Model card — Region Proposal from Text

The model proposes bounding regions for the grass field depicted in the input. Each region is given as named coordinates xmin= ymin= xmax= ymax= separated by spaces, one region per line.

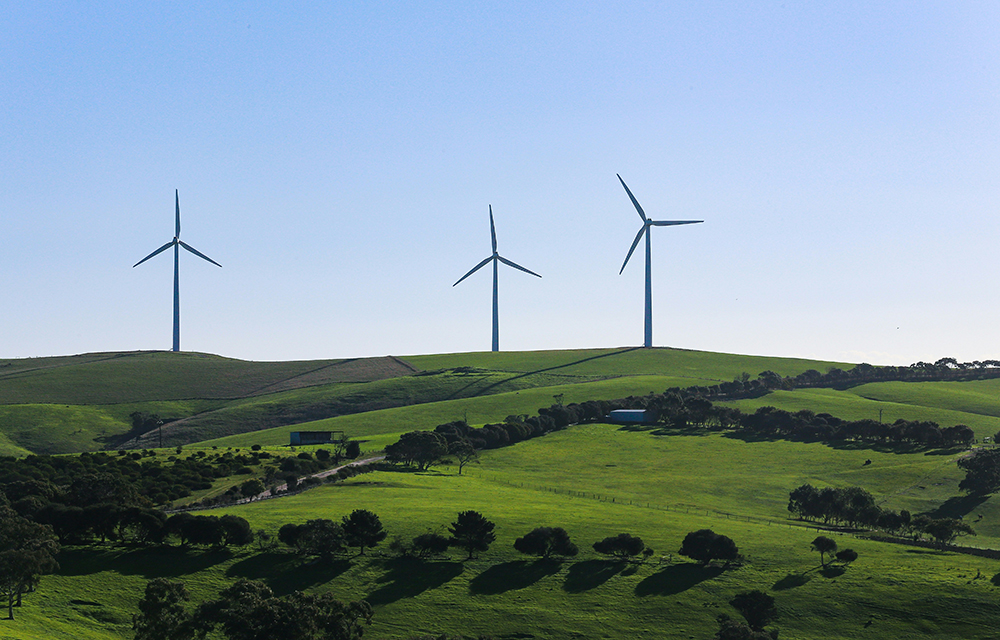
xmin=0 ymin=347 xmax=856 ymax=455
xmin=11 ymin=424 xmax=999 ymax=640
xmin=2 ymin=347 xmax=999 ymax=639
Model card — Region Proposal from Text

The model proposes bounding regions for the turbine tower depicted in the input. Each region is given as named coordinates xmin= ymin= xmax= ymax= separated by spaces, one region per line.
xmin=453 ymin=205 xmax=541 ymax=352
xmin=133 ymin=190 xmax=221 ymax=352
xmin=617 ymin=174 xmax=702 ymax=348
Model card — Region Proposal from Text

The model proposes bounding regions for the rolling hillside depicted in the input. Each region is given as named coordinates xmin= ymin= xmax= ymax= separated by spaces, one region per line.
xmin=2 ymin=347 xmax=999 ymax=639
xmin=0 ymin=347 xmax=853 ymax=455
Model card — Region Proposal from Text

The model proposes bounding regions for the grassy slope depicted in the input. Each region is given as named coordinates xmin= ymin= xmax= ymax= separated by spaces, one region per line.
xmin=18 ymin=425 xmax=1000 ymax=640
xmin=0 ymin=347 xmax=854 ymax=455
xmin=402 ymin=347 xmax=852 ymax=380
xmin=197 ymin=375 xmax=719 ymax=448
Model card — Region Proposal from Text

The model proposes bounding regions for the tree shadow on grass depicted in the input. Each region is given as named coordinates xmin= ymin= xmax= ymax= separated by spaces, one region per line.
xmin=922 ymin=494 xmax=990 ymax=520
xmin=366 ymin=558 xmax=464 ymax=605
xmin=57 ymin=546 xmax=232 ymax=579
xmin=634 ymin=563 xmax=723 ymax=597
xmin=470 ymin=560 xmax=561 ymax=595
xmin=991 ymin=572 xmax=1000 ymax=587
xmin=772 ymin=573 xmax=811 ymax=590
xmin=256 ymin=558 xmax=353 ymax=596
xmin=562 ymin=560 xmax=625 ymax=593
xmin=226 ymin=551 xmax=299 ymax=581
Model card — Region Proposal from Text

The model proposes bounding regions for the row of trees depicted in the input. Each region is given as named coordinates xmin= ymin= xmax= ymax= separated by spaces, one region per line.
xmin=740 ymin=407 xmax=976 ymax=448
xmin=275 ymin=507 xmax=745 ymax=570
xmin=788 ymin=484 xmax=976 ymax=544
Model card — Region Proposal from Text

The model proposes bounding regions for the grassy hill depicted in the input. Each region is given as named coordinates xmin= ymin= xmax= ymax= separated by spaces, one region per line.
xmin=13 ymin=424 xmax=1000 ymax=640
xmin=2 ymin=347 xmax=1000 ymax=639
xmin=0 ymin=347 xmax=852 ymax=455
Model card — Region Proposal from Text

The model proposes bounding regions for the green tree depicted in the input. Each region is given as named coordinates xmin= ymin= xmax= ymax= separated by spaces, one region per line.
xmin=592 ymin=533 xmax=645 ymax=560
xmin=287 ymin=519 xmax=345 ymax=563
xmin=345 ymin=441 xmax=361 ymax=459
xmin=957 ymin=448 xmax=1000 ymax=495
xmin=411 ymin=532 xmax=450 ymax=558
xmin=922 ymin=518 xmax=975 ymax=545
xmin=220 ymin=515 xmax=254 ymax=547
xmin=449 ymin=439 xmax=479 ymax=475
xmin=678 ymin=529 xmax=739 ymax=566
xmin=132 ymin=578 xmax=195 ymax=640
xmin=729 ymin=590 xmax=778 ymax=631
xmin=811 ymin=535 xmax=837 ymax=567
xmin=448 ymin=510 xmax=496 ymax=559
xmin=198 ymin=578 xmax=373 ymax=640
xmin=714 ymin=615 xmax=776 ymax=639
xmin=341 ymin=509 xmax=386 ymax=556
xmin=385 ymin=431 xmax=449 ymax=471
xmin=240 ymin=479 xmax=265 ymax=501
xmin=0 ymin=506 xmax=60 ymax=620
xmin=514 ymin=527 xmax=578 ymax=559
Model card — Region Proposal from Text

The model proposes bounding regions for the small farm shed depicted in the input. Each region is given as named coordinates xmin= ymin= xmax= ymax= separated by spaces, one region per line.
xmin=290 ymin=431 xmax=334 ymax=446
xmin=608 ymin=409 xmax=654 ymax=424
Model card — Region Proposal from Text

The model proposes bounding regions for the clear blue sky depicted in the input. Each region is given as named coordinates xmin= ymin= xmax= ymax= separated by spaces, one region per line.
xmin=3 ymin=2 xmax=998 ymax=364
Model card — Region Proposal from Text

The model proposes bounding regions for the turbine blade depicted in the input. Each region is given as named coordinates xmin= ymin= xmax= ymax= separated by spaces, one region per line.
xmin=179 ymin=240 xmax=222 ymax=267
xmin=497 ymin=255 xmax=541 ymax=278
xmin=489 ymin=205 xmax=497 ymax=254
xmin=133 ymin=241 xmax=174 ymax=268
xmin=649 ymin=219 xmax=703 ymax=226
xmin=617 ymin=174 xmax=646 ymax=221
xmin=175 ymin=190 xmax=181 ymax=238
xmin=619 ymin=226 xmax=645 ymax=274
xmin=453 ymin=256 xmax=493 ymax=286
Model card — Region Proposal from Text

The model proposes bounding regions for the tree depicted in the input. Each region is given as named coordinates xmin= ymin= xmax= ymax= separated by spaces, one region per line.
xmin=729 ymin=590 xmax=778 ymax=631
xmin=0 ymin=506 xmax=60 ymax=620
xmin=197 ymin=578 xmax=373 ymax=640
xmin=220 ymin=515 xmax=254 ymax=547
xmin=385 ymin=431 xmax=449 ymax=471
xmin=345 ymin=441 xmax=361 ymax=459
xmin=514 ymin=527 xmax=579 ymax=559
xmin=835 ymin=548 xmax=858 ymax=564
xmin=133 ymin=578 xmax=195 ymax=640
xmin=449 ymin=439 xmax=479 ymax=475
xmin=957 ymin=448 xmax=1000 ymax=495
xmin=240 ymin=479 xmax=265 ymax=501
xmin=922 ymin=518 xmax=975 ymax=545
xmin=448 ymin=511 xmax=496 ymax=559
xmin=714 ymin=615 xmax=776 ymax=640
xmin=811 ymin=536 xmax=837 ymax=567
xmin=292 ymin=519 xmax=346 ymax=562
xmin=592 ymin=533 xmax=645 ymax=560
xmin=678 ymin=529 xmax=739 ymax=566
xmin=341 ymin=509 xmax=386 ymax=556
xmin=411 ymin=532 xmax=451 ymax=558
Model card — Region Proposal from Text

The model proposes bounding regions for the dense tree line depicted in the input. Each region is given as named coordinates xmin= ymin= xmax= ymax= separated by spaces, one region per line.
xmin=788 ymin=484 xmax=976 ymax=544
xmin=383 ymin=360 xmax=993 ymax=472
xmin=133 ymin=577 xmax=373 ymax=640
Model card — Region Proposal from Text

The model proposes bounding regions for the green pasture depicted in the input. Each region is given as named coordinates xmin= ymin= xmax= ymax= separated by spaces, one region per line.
xmin=722 ymin=387 xmax=1000 ymax=440
xmin=403 ymin=346 xmax=853 ymax=381
xmin=0 ymin=351 xmax=411 ymax=405
xmin=197 ymin=375 xmax=718 ymax=449
xmin=848 ymin=379 xmax=1000 ymax=421
xmin=19 ymin=424 xmax=1000 ymax=639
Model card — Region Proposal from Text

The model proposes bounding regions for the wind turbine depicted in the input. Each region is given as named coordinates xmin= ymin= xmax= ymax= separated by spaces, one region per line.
xmin=453 ymin=206 xmax=541 ymax=352
xmin=617 ymin=174 xmax=702 ymax=348
xmin=133 ymin=190 xmax=221 ymax=352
